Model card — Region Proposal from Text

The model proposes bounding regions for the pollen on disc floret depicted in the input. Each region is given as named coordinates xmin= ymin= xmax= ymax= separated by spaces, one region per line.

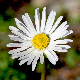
xmin=32 ymin=33 xmax=49 ymax=49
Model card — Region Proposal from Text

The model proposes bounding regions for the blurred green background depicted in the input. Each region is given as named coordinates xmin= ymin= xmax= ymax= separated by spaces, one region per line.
xmin=0 ymin=0 xmax=80 ymax=80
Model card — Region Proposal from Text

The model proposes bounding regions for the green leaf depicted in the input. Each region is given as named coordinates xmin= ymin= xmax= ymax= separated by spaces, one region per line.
xmin=65 ymin=48 xmax=80 ymax=67
xmin=36 ymin=61 xmax=44 ymax=73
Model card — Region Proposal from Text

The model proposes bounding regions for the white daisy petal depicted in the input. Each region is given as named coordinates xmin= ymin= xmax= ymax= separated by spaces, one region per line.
xmin=8 ymin=35 xmax=32 ymax=42
xmin=27 ymin=50 xmax=38 ymax=65
xmin=22 ymin=15 xmax=32 ymax=32
xmin=47 ymin=45 xmax=62 ymax=51
xmin=18 ymin=48 xmax=35 ymax=60
xmin=32 ymin=51 xmax=40 ymax=71
xmin=15 ymin=18 xmax=31 ymax=37
xmin=50 ymin=25 xmax=69 ymax=40
xmin=12 ymin=53 xmax=21 ymax=56
xmin=40 ymin=51 xmax=44 ymax=64
xmin=47 ymin=49 xmax=58 ymax=61
xmin=8 ymin=35 xmax=24 ymax=42
xmin=22 ymin=14 xmax=37 ymax=37
xmin=32 ymin=60 xmax=37 ymax=71
xmin=44 ymin=10 xmax=54 ymax=33
xmin=11 ymin=30 xmax=27 ymax=39
xmin=11 ymin=56 xmax=18 ymax=59
xmin=63 ymin=30 xmax=73 ymax=37
xmin=54 ymin=21 xmax=67 ymax=33
xmin=9 ymin=26 xmax=18 ymax=31
xmin=55 ymin=49 xmax=68 ymax=52
xmin=49 ymin=16 xmax=63 ymax=34
xmin=35 ymin=8 xmax=40 ymax=33
xmin=50 ymin=30 xmax=71 ymax=41
xmin=6 ymin=42 xmax=32 ymax=48
xmin=51 ymin=44 xmax=71 ymax=49
xmin=44 ymin=50 xmax=58 ymax=65
xmin=24 ymin=13 xmax=37 ymax=34
xmin=9 ymin=26 xmax=30 ymax=40
xmin=18 ymin=47 xmax=34 ymax=57
xmin=50 ymin=39 xmax=73 ymax=44
xmin=12 ymin=47 xmax=34 ymax=57
xmin=47 ymin=43 xmax=71 ymax=52
xmin=41 ymin=7 xmax=46 ymax=33
xmin=19 ymin=58 xmax=30 ymax=65
xmin=8 ymin=46 xmax=28 ymax=54
xmin=48 ymin=45 xmax=68 ymax=52
xmin=6 ymin=43 xmax=25 ymax=47
xmin=45 ymin=11 xmax=56 ymax=34
xmin=58 ymin=30 xmax=72 ymax=39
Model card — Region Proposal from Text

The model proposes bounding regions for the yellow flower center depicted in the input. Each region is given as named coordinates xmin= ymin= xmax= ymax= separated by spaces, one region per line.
xmin=32 ymin=33 xmax=49 ymax=49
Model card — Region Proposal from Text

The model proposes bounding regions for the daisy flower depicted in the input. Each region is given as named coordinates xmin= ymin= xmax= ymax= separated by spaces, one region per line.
xmin=6 ymin=7 xmax=73 ymax=71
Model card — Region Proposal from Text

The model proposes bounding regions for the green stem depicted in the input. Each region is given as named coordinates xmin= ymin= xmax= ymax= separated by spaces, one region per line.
xmin=40 ymin=59 xmax=46 ymax=80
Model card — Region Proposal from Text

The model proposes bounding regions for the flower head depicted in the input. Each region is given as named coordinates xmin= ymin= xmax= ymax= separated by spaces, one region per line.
xmin=6 ymin=7 xmax=73 ymax=71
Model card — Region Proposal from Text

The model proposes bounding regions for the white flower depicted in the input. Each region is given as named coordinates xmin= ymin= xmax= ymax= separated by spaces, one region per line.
xmin=6 ymin=7 xmax=73 ymax=71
